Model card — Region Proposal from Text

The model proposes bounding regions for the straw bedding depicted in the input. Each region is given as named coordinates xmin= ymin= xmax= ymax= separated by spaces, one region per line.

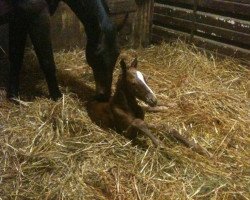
xmin=0 ymin=41 xmax=249 ymax=199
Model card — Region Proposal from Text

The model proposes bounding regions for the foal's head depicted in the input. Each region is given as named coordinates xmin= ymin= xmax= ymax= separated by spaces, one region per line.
xmin=119 ymin=58 xmax=157 ymax=107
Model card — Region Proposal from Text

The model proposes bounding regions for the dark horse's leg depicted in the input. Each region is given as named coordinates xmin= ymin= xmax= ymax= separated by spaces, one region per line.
xmin=28 ymin=7 xmax=61 ymax=100
xmin=84 ymin=1 xmax=119 ymax=102
xmin=8 ymin=0 xmax=61 ymax=100
xmin=7 ymin=9 xmax=28 ymax=99
xmin=64 ymin=0 xmax=119 ymax=102
xmin=85 ymin=21 xmax=117 ymax=102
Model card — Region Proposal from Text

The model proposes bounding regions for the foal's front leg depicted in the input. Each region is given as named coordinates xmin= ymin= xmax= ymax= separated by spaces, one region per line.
xmin=128 ymin=119 xmax=161 ymax=147
xmin=113 ymin=107 xmax=161 ymax=147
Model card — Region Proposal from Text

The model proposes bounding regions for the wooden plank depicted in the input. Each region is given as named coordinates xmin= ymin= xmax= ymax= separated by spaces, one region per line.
xmin=153 ymin=13 xmax=250 ymax=47
xmin=154 ymin=4 xmax=250 ymax=34
xmin=152 ymin=33 xmax=250 ymax=66
xmin=222 ymin=0 xmax=250 ymax=4
xmin=155 ymin=0 xmax=250 ymax=17
xmin=132 ymin=0 xmax=154 ymax=47
xmin=50 ymin=3 xmax=85 ymax=50
xmin=151 ymin=25 xmax=250 ymax=62
xmin=113 ymin=12 xmax=136 ymax=47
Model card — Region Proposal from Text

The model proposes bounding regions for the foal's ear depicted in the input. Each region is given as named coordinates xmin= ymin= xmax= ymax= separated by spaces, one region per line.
xmin=120 ymin=59 xmax=127 ymax=75
xmin=130 ymin=58 xmax=138 ymax=68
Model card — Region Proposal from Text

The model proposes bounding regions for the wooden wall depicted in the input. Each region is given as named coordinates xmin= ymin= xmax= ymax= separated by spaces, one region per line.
xmin=50 ymin=3 xmax=85 ymax=50
xmin=0 ymin=1 xmax=153 ymax=52
xmin=108 ymin=0 xmax=137 ymax=47
xmin=50 ymin=0 xmax=138 ymax=50
xmin=152 ymin=0 xmax=250 ymax=62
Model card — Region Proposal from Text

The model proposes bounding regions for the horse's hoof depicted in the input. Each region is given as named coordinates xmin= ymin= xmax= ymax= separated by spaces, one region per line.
xmin=6 ymin=94 xmax=26 ymax=106
xmin=6 ymin=91 xmax=19 ymax=101
xmin=50 ymin=91 xmax=62 ymax=101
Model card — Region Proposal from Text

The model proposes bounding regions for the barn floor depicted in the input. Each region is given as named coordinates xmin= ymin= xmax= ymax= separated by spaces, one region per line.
xmin=0 ymin=42 xmax=249 ymax=199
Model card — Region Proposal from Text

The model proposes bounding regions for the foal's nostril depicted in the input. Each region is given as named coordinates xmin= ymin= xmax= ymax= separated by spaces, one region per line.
xmin=146 ymin=94 xmax=157 ymax=107
xmin=150 ymin=98 xmax=157 ymax=107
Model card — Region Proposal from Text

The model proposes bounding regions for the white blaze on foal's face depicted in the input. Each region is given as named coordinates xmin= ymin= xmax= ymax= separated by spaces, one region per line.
xmin=135 ymin=71 xmax=155 ymax=95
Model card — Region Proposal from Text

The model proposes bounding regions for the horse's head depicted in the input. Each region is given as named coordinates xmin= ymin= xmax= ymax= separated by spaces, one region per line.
xmin=120 ymin=58 xmax=157 ymax=107
xmin=91 ymin=0 xmax=128 ymax=102
xmin=66 ymin=0 xmax=128 ymax=102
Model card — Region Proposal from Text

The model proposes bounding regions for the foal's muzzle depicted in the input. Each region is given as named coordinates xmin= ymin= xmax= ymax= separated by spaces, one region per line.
xmin=146 ymin=93 xmax=157 ymax=107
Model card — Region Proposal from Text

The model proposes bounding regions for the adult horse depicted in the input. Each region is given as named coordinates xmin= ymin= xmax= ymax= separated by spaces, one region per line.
xmin=0 ymin=0 xmax=122 ymax=101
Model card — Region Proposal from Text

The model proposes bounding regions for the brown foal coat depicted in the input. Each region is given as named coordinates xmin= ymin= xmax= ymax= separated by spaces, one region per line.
xmin=87 ymin=58 xmax=160 ymax=146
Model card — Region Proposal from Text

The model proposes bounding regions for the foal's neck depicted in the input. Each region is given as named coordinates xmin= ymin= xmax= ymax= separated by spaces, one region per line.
xmin=111 ymin=77 xmax=138 ymax=111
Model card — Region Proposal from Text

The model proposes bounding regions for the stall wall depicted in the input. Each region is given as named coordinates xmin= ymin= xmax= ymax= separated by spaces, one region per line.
xmin=152 ymin=0 xmax=250 ymax=62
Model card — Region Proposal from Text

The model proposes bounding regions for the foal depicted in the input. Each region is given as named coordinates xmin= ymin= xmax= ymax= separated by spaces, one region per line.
xmin=87 ymin=58 xmax=161 ymax=147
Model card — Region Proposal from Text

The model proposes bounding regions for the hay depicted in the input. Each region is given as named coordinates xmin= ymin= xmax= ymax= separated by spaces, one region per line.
xmin=0 ymin=41 xmax=249 ymax=199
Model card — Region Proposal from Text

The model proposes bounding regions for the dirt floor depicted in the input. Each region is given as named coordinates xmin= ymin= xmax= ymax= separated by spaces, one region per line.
xmin=0 ymin=42 xmax=249 ymax=199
